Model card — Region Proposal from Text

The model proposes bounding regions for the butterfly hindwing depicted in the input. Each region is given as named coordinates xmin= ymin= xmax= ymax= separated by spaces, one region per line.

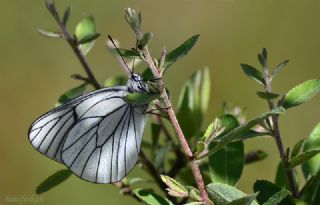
xmin=61 ymin=98 xmax=147 ymax=183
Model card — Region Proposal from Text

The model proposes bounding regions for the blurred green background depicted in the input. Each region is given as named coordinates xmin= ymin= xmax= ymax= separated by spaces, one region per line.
xmin=1 ymin=0 xmax=320 ymax=204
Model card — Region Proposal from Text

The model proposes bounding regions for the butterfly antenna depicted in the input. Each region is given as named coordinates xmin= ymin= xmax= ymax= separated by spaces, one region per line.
xmin=108 ymin=35 xmax=133 ymax=76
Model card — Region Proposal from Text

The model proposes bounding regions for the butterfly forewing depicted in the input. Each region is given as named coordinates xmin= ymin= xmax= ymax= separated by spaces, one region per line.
xmin=28 ymin=85 xmax=148 ymax=183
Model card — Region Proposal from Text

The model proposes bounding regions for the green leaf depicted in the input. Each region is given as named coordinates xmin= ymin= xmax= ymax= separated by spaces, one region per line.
xmin=275 ymin=162 xmax=299 ymax=189
xmin=245 ymin=150 xmax=268 ymax=164
xmin=151 ymin=123 xmax=161 ymax=148
xmin=283 ymin=79 xmax=320 ymax=109
xmin=219 ymin=114 xmax=240 ymax=136
xmin=209 ymin=141 xmax=244 ymax=186
xmin=227 ymin=194 xmax=257 ymax=205
xmin=263 ymin=189 xmax=292 ymax=205
xmin=301 ymin=170 xmax=320 ymax=205
xmin=110 ymin=48 xmax=140 ymax=59
xmin=258 ymin=53 xmax=266 ymax=69
xmin=272 ymin=60 xmax=289 ymax=78
xmin=133 ymin=189 xmax=174 ymax=205
xmin=238 ymin=130 xmax=271 ymax=142
xmin=291 ymin=139 xmax=305 ymax=158
xmin=253 ymin=180 xmax=295 ymax=205
xmin=77 ymin=33 xmax=100 ymax=45
xmin=160 ymin=175 xmax=188 ymax=198
xmin=62 ymin=6 xmax=71 ymax=25
xmin=206 ymin=183 xmax=258 ymax=205
xmin=56 ymin=83 xmax=86 ymax=106
xmin=184 ymin=202 xmax=203 ymax=205
xmin=163 ymin=34 xmax=200 ymax=69
xmin=36 ymin=169 xmax=72 ymax=194
xmin=75 ymin=15 xmax=97 ymax=55
xmin=104 ymin=76 xmax=127 ymax=87
xmin=200 ymin=67 xmax=210 ymax=113
xmin=154 ymin=143 xmax=171 ymax=170
xmin=203 ymin=122 xmax=215 ymax=141
xmin=256 ymin=91 xmax=280 ymax=100
xmin=37 ymin=29 xmax=61 ymax=38
xmin=195 ymin=141 xmax=206 ymax=157
xmin=302 ymin=122 xmax=320 ymax=179
xmin=240 ymin=64 xmax=265 ymax=85
xmin=258 ymin=48 xmax=268 ymax=68
xmin=216 ymin=107 xmax=285 ymax=147
xmin=177 ymin=77 xmax=197 ymax=139
xmin=290 ymin=149 xmax=320 ymax=167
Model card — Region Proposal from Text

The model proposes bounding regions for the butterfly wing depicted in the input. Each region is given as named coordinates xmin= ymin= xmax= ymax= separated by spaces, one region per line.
xmin=28 ymin=86 xmax=128 ymax=163
xmin=61 ymin=98 xmax=147 ymax=183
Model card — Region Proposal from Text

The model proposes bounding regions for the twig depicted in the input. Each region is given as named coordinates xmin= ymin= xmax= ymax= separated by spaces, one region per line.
xmin=153 ymin=115 xmax=187 ymax=177
xmin=139 ymin=150 xmax=178 ymax=203
xmin=45 ymin=1 xmax=101 ymax=89
xmin=113 ymin=182 xmax=141 ymax=202
xmin=262 ymin=62 xmax=299 ymax=197
xmin=137 ymin=36 xmax=211 ymax=205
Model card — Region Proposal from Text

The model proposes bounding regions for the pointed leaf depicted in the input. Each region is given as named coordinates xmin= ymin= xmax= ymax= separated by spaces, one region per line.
xmin=209 ymin=141 xmax=244 ymax=186
xmin=77 ymin=33 xmax=100 ymax=45
xmin=62 ymin=6 xmax=71 ymax=25
xmin=216 ymin=107 xmax=285 ymax=147
xmin=104 ymin=76 xmax=127 ymax=87
xmin=163 ymin=34 xmax=199 ymax=69
xmin=290 ymin=149 xmax=320 ymax=167
xmin=75 ymin=15 xmax=97 ymax=55
xmin=110 ymin=48 xmax=140 ymax=59
xmin=206 ymin=183 xmax=258 ymax=205
xmin=283 ymin=79 xmax=320 ymax=109
xmin=245 ymin=150 xmax=268 ymax=164
xmin=151 ymin=123 xmax=161 ymax=148
xmin=301 ymin=170 xmax=320 ymax=205
xmin=36 ymin=169 xmax=72 ymax=194
xmin=238 ymin=130 xmax=271 ymax=142
xmin=56 ymin=83 xmax=86 ymax=106
xmin=38 ymin=29 xmax=61 ymax=38
xmin=272 ymin=60 xmax=289 ymax=78
xmin=258 ymin=53 xmax=266 ymax=68
xmin=256 ymin=91 xmax=280 ymax=100
xmin=253 ymin=180 xmax=295 ymax=205
xmin=263 ymin=189 xmax=292 ymax=205
xmin=227 ymin=194 xmax=257 ymax=205
xmin=160 ymin=175 xmax=188 ymax=198
xmin=302 ymin=122 xmax=320 ymax=179
xmin=240 ymin=64 xmax=265 ymax=85
xmin=200 ymin=67 xmax=210 ymax=113
xmin=154 ymin=143 xmax=171 ymax=170
xmin=275 ymin=162 xmax=299 ymax=189
xmin=133 ymin=189 xmax=174 ymax=205
xmin=291 ymin=139 xmax=305 ymax=158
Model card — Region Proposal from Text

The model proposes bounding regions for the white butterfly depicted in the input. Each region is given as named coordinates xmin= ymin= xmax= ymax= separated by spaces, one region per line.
xmin=28 ymin=36 xmax=161 ymax=183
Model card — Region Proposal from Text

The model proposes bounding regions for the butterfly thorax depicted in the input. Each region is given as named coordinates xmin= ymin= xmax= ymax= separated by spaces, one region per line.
xmin=124 ymin=74 xmax=160 ymax=105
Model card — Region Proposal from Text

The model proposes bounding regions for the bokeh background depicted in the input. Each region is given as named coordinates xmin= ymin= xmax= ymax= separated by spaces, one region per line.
xmin=1 ymin=0 xmax=320 ymax=204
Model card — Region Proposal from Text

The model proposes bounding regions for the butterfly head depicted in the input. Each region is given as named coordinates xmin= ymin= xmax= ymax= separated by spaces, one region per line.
xmin=127 ymin=74 xmax=148 ymax=93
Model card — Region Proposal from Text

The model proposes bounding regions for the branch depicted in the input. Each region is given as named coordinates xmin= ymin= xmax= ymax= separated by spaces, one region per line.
xmin=262 ymin=57 xmax=299 ymax=197
xmin=134 ymin=29 xmax=211 ymax=205
xmin=45 ymin=1 xmax=101 ymax=89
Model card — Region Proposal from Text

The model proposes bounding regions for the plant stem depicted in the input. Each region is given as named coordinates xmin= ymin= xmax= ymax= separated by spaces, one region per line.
xmin=263 ymin=70 xmax=299 ymax=197
xmin=46 ymin=3 xmax=101 ymax=89
xmin=140 ymin=42 xmax=211 ymax=204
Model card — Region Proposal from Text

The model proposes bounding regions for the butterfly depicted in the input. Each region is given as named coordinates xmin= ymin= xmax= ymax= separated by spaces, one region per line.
xmin=28 ymin=36 xmax=161 ymax=183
